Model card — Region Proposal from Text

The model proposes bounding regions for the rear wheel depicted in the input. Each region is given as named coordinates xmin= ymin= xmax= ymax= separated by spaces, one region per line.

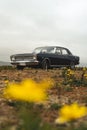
xmin=42 ymin=60 xmax=50 ymax=70
xmin=70 ymin=62 xmax=75 ymax=69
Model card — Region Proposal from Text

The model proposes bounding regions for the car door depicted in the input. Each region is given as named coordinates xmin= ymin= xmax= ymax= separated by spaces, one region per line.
xmin=53 ymin=47 xmax=63 ymax=65
xmin=46 ymin=47 xmax=58 ymax=65
xmin=42 ymin=47 xmax=62 ymax=66
xmin=60 ymin=48 xmax=71 ymax=65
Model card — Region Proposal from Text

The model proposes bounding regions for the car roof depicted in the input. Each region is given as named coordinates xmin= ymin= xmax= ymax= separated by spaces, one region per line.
xmin=35 ymin=46 xmax=68 ymax=50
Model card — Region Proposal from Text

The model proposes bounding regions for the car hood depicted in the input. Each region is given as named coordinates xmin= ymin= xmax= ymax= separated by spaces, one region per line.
xmin=11 ymin=53 xmax=34 ymax=57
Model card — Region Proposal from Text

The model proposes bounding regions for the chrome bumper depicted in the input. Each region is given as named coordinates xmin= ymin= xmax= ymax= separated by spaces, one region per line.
xmin=11 ymin=60 xmax=39 ymax=66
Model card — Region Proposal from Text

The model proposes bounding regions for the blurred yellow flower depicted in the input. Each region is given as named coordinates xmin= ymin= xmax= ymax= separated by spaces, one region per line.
xmin=67 ymin=69 xmax=74 ymax=77
xmin=55 ymin=103 xmax=87 ymax=124
xmin=4 ymin=80 xmax=9 ymax=84
xmin=83 ymin=67 xmax=87 ymax=71
xmin=84 ymin=74 xmax=87 ymax=79
xmin=67 ymin=69 xmax=71 ymax=72
xmin=4 ymin=79 xmax=53 ymax=103
xmin=69 ymin=71 xmax=74 ymax=75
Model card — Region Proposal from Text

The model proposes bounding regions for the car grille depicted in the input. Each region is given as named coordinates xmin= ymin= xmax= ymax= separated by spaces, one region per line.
xmin=15 ymin=56 xmax=33 ymax=61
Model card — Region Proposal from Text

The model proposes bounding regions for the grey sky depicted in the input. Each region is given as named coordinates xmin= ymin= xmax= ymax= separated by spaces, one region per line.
xmin=0 ymin=0 xmax=87 ymax=66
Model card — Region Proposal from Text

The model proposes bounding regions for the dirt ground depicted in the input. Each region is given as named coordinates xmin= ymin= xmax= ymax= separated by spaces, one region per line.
xmin=0 ymin=68 xmax=87 ymax=128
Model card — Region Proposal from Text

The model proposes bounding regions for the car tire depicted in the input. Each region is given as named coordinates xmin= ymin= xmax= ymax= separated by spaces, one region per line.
xmin=17 ymin=65 xmax=24 ymax=70
xmin=70 ymin=62 xmax=75 ymax=69
xmin=42 ymin=60 xmax=50 ymax=70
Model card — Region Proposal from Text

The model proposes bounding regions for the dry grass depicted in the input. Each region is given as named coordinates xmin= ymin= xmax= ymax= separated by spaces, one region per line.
xmin=0 ymin=67 xmax=87 ymax=129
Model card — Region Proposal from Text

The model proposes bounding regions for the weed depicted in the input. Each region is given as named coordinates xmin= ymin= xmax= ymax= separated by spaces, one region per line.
xmin=50 ymin=103 xmax=61 ymax=110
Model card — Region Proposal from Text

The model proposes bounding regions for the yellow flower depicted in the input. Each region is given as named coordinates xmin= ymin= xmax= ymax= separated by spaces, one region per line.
xmin=69 ymin=71 xmax=74 ymax=75
xmin=4 ymin=80 xmax=9 ymax=84
xmin=55 ymin=103 xmax=87 ymax=124
xmin=83 ymin=67 xmax=86 ymax=71
xmin=67 ymin=69 xmax=71 ymax=72
xmin=84 ymin=73 xmax=87 ymax=78
xmin=67 ymin=73 xmax=70 ymax=76
xmin=66 ymin=69 xmax=74 ymax=77
xmin=4 ymin=79 xmax=53 ymax=103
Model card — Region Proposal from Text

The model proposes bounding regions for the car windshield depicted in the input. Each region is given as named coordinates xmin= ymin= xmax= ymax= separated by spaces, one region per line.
xmin=33 ymin=47 xmax=43 ymax=54
xmin=33 ymin=47 xmax=55 ymax=54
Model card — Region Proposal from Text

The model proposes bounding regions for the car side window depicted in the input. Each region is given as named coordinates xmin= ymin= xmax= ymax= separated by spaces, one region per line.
xmin=48 ymin=48 xmax=56 ymax=54
xmin=41 ymin=48 xmax=56 ymax=54
xmin=62 ymin=49 xmax=68 ymax=55
xmin=41 ymin=49 xmax=47 ymax=53
xmin=55 ymin=48 xmax=61 ymax=54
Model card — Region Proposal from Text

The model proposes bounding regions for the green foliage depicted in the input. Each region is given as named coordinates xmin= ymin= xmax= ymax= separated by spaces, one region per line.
xmin=15 ymin=102 xmax=59 ymax=130
xmin=50 ymin=103 xmax=61 ymax=110
xmin=0 ymin=65 xmax=14 ymax=70
xmin=62 ymin=67 xmax=87 ymax=87
xmin=17 ymin=107 xmax=41 ymax=130
xmin=64 ymin=85 xmax=73 ymax=92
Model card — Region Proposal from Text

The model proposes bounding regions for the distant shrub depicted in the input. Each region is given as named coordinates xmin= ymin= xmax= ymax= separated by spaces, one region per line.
xmin=0 ymin=65 xmax=14 ymax=70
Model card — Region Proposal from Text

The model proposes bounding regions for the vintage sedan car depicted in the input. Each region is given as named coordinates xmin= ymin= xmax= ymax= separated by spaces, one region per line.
xmin=10 ymin=46 xmax=79 ymax=69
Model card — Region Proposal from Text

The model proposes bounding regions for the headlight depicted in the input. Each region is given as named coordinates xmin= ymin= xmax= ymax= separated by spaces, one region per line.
xmin=11 ymin=56 xmax=15 ymax=61
xmin=33 ymin=55 xmax=37 ymax=60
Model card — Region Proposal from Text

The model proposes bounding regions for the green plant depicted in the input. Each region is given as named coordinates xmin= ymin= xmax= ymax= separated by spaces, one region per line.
xmin=50 ymin=103 xmax=61 ymax=110
xmin=64 ymin=85 xmax=73 ymax=92
xmin=0 ymin=66 xmax=14 ymax=70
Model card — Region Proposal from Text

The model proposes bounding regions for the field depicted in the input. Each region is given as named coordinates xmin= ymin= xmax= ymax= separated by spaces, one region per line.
xmin=0 ymin=66 xmax=87 ymax=130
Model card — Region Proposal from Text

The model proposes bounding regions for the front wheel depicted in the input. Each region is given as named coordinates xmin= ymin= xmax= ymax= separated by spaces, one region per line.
xmin=17 ymin=65 xmax=25 ymax=70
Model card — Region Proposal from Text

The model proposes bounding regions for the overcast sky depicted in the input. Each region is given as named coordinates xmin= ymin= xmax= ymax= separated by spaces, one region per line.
xmin=0 ymin=0 xmax=87 ymax=66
